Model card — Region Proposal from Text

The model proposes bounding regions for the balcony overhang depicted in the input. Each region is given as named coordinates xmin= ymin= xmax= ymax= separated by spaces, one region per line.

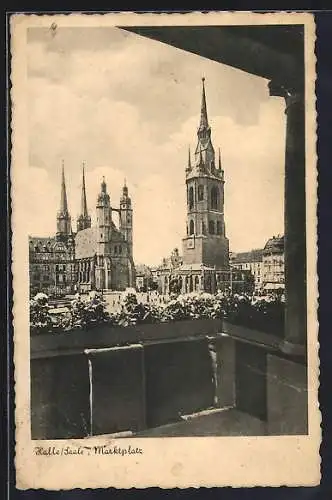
xmin=122 ymin=25 xmax=304 ymax=91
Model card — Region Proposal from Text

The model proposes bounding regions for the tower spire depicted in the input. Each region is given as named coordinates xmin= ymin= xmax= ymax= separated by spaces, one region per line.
xmin=56 ymin=160 xmax=71 ymax=240
xmin=80 ymin=162 xmax=89 ymax=217
xmin=101 ymin=176 xmax=107 ymax=193
xmin=76 ymin=161 xmax=91 ymax=232
xmin=193 ymin=77 xmax=214 ymax=172
xmin=199 ymin=77 xmax=209 ymax=131
xmin=97 ymin=176 xmax=110 ymax=207
xmin=60 ymin=160 xmax=68 ymax=214
xmin=122 ymin=178 xmax=128 ymax=197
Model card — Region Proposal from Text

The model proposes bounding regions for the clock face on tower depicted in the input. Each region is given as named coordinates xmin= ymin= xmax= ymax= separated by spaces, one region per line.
xmin=187 ymin=238 xmax=195 ymax=249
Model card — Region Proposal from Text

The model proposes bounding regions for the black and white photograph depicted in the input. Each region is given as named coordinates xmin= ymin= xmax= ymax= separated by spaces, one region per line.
xmin=11 ymin=12 xmax=319 ymax=489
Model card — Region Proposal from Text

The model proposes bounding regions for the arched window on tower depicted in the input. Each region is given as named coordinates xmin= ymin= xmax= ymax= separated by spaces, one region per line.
xmin=198 ymin=185 xmax=204 ymax=201
xmin=189 ymin=220 xmax=195 ymax=235
xmin=202 ymin=222 xmax=206 ymax=235
xmin=217 ymin=221 xmax=222 ymax=235
xmin=210 ymin=186 xmax=220 ymax=210
xmin=188 ymin=186 xmax=194 ymax=210
xmin=209 ymin=220 xmax=215 ymax=235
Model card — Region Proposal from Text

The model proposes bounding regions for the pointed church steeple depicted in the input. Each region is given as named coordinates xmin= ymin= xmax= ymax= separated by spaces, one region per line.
xmin=191 ymin=77 xmax=216 ymax=174
xmin=77 ymin=162 xmax=91 ymax=232
xmin=97 ymin=176 xmax=110 ymax=207
xmin=122 ymin=178 xmax=128 ymax=197
xmin=199 ymin=77 xmax=209 ymax=131
xmin=218 ymin=148 xmax=222 ymax=170
xmin=56 ymin=161 xmax=71 ymax=241
xmin=60 ymin=161 xmax=68 ymax=214
xmin=81 ymin=163 xmax=88 ymax=217
xmin=121 ymin=178 xmax=131 ymax=207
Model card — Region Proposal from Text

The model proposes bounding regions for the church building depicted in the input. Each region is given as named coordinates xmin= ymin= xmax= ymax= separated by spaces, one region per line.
xmin=159 ymin=78 xmax=231 ymax=294
xmin=29 ymin=164 xmax=135 ymax=297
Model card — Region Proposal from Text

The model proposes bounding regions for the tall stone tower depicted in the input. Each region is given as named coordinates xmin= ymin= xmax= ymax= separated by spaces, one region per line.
xmin=95 ymin=177 xmax=112 ymax=289
xmin=96 ymin=177 xmax=112 ymax=256
xmin=182 ymin=78 xmax=229 ymax=269
xmin=119 ymin=180 xmax=133 ymax=258
xmin=76 ymin=163 xmax=91 ymax=232
xmin=56 ymin=161 xmax=72 ymax=242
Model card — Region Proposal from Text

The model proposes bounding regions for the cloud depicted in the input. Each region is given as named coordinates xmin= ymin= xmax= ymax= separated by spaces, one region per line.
xmin=20 ymin=167 xmax=58 ymax=237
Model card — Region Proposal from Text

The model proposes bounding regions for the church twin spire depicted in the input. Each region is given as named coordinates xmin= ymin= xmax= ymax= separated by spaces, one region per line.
xmin=56 ymin=160 xmax=72 ymax=240
xmin=57 ymin=161 xmax=130 ymax=235
xmin=77 ymin=162 xmax=91 ymax=232
xmin=59 ymin=160 xmax=69 ymax=215
xmin=80 ymin=163 xmax=89 ymax=218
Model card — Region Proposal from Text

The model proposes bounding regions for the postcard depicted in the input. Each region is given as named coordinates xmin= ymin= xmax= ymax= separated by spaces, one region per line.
xmin=11 ymin=11 xmax=320 ymax=489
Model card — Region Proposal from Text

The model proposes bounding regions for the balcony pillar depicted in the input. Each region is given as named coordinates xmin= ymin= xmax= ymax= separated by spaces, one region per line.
xmin=268 ymin=81 xmax=306 ymax=356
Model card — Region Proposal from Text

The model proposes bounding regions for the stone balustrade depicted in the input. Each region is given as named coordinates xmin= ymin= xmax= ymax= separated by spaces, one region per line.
xmin=30 ymin=320 xmax=307 ymax=439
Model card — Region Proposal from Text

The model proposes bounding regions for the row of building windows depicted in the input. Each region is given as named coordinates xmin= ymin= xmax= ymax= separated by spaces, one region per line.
xmin=264 ymin=258 xmax=284 ymax=264
xmin=32 ymin=273 xmax=71 ymax=283
xmin=30 ymin=253 xmax=72 ymax=262
xmin=187 ymin=220 xmax=223 ymax=236
xmin=188 ymin=185 xmax=221 ymax=211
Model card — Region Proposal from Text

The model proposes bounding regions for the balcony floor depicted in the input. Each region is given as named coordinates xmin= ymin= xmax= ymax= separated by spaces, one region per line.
xmin=87 ymin=408 xmax=267 ymax=439
xmin=134 ymin=408 xmax=267 ymax=437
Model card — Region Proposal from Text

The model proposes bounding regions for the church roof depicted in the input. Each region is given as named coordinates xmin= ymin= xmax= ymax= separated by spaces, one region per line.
xmin=75 ymin=224 xmax=126 ymax=259
xmin=74 ymin=227 xmax=98 ymax=259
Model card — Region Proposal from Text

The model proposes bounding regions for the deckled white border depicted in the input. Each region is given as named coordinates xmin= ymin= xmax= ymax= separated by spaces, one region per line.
xmin=11 ymin=11 xmax=320 ymax=489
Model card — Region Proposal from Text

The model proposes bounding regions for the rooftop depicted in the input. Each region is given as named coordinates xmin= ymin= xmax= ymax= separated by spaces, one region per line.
xmin=263 ymin=235 xmax=284 ymax=254
xmin=231 ymin=249 xmax=263 ymax=264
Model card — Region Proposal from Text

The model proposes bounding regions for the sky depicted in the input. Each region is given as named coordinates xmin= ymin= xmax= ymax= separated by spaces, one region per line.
xmin=26 ymin=26 xmax=285 ymax=266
